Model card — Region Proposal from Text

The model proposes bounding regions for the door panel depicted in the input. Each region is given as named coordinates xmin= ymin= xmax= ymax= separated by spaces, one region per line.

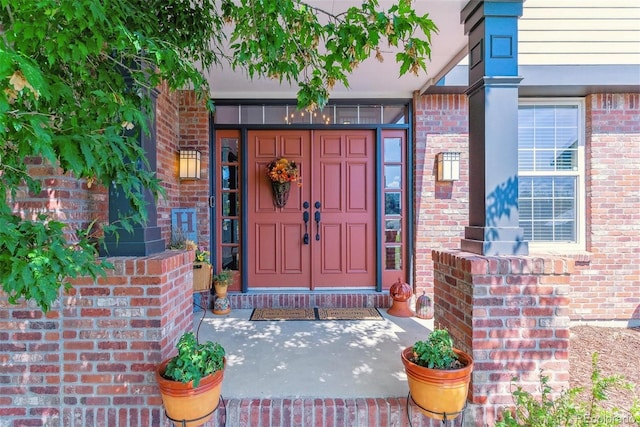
xmin=255 ymin=223 xmax=277 ymax=273
xmin=282 ymin=223 xmax=304 ymax=273
xmin=247 ymin=131 xmax=311 ymax=287
xmin=346 ymin=223 xmax=369 ymax=273
xmin=312 ymin=131 xmax=375 ymax=288
xmin=319 ymin=224 xmax=342 ymax=273
xmin=347 ymin=163 xmax=367 ymax=211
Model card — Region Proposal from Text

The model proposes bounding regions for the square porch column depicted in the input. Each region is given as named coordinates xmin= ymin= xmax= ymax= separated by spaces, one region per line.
xmin=460 ymin=0 xmax=528 ymax=256
xmin=102 ymin=88 xmax=165 ymax=256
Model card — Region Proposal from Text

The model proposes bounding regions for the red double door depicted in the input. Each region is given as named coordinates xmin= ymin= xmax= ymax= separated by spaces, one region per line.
xmin=247 ymin=130 xmax=376 ymax=289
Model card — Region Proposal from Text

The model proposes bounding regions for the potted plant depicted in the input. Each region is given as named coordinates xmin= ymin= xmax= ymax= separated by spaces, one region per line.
xmin=401 ymin=328 xmax=473 ymax=421
xmin=167 ymin=228 xmax=196 ymax=251
xmin=212 ymin=269 xmax=233 ymax=298
xmin=192 ymin=248 xmax=212 ymax=293
xmin=211 ymin=269 xmax=233 ymax=315
xmin=155 ymin=332 xmax=225 ymax=427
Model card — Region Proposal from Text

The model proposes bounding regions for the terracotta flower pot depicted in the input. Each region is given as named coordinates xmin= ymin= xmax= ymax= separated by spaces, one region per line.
xmin=213 ymin=281 xmax=229 ymax=299
xmin=155 ymin=359 xmax=225 ymax=427
xmin=401 ymin=347 xmax=473 ymax=421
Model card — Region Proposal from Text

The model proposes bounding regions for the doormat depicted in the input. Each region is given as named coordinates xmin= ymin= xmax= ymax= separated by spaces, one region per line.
xmin=317 ymin=307 xmax=383 ymax=321
xmin=249 ymin=307 xmax=383 ymax=321
xmin=250 ymin=308 xmax=317 ymax=321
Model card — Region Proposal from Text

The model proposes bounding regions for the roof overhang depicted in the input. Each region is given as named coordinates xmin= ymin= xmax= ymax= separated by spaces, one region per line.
xmin=207 ymin=0 xmax=469 ymax=101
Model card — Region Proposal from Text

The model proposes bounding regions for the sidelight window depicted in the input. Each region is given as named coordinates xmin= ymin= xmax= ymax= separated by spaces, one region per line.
xmin=383 ymin=135 xmax=404 ymax=271
xmin=218 ymin=134 xmax=240 ymax=271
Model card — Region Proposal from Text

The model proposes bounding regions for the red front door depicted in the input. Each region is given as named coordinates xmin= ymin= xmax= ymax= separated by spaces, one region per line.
xmin=247 ymin=130 xmax=376 ymax=289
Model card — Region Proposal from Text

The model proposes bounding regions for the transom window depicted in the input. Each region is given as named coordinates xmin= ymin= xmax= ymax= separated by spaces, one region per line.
xmin=518 ymin=100 xmax=585 ymax=251
xmin=214 ymin=103 xmax=407 ymax=125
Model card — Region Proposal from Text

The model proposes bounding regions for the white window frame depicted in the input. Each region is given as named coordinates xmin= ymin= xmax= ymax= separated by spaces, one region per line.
xmin=518 ymin=98 xmax=586 ymax=253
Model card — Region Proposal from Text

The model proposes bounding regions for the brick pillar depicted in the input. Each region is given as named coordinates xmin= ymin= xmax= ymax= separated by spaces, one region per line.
xmin=433 ymin=249 xmax=573 ymax=426
xmin=0 ymin=250 xmax=194 ymax=426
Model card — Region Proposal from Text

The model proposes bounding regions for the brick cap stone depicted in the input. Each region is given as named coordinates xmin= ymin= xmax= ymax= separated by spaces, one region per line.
xmin=432 ymin=249 xmax=575 ymax=275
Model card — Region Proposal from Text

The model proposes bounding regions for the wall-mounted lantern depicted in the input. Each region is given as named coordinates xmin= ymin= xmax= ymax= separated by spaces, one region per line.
xmin=436 ymin=152 xmax=461 ymax=181
xmin=179 ymin=149 xmax=201 ymax=180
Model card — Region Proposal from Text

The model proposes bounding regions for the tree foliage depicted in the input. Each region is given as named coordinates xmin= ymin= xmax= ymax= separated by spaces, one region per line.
xmin=0 ymin=0 xmax=436 ymax=311
xmin=221 ymin=0 xmax=437 ymax=109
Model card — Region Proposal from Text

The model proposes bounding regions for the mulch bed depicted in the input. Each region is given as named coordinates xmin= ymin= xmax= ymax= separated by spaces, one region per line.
xmin=570 ymin=325 xmax=640 ymax=411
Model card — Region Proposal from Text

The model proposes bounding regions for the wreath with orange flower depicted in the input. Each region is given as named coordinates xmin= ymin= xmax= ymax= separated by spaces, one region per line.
xmin=266 ymin=158 xmax=299 ymax=208
xmin=266 ymin=158 xmax=299 ymax=184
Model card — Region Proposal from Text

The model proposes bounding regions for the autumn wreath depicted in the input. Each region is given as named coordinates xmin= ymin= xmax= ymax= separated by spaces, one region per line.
xmin=266 ymin=158 xmax=299 ymax=207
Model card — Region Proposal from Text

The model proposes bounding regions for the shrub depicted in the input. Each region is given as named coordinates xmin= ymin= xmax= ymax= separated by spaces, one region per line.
xmin=497 ymin=353 xmax=639 ymax=427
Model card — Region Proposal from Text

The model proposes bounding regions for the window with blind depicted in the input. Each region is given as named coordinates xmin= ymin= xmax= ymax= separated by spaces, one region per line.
xmin=518 ymin=100 xmax=585 ymax=250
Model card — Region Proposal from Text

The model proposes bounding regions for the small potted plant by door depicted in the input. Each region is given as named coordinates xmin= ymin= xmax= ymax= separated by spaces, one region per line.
xmin=212 ymin=269 xmax=233 ymax=315
xmin=401 ymin=328 xmax=473 ymax=421
xmin=212 ymin=270 xmax=232 ymax=298
xmin=156 ymin=332 xmax=225 ymax=427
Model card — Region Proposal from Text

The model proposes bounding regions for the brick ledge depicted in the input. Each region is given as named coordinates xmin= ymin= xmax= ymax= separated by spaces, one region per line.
xmin=226 ymin=291 xmax=392 ymax=309
xmin=192 ymin=397 xmax=447 ymax=427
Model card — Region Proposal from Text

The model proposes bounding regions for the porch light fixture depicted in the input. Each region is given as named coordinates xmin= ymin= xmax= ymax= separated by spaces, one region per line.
xmin=179 ymin=149 xmax=201 ymax=180
xmin=436 ymin=152 xmax=461 ymax=181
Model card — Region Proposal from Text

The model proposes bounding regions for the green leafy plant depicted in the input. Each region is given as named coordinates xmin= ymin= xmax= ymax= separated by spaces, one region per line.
xmin=163 ymin=332 xmax=225 ymax=388
xmin=497 ymin=353 xmax=639 ymax=427
xmin=631 ymin=400 xmax=640 ymax=424
xmin=0 ymin=214 xmax=112 ymax=312
xmin=411 ymin=328 xmax=463 ymax=370
xmin=213 ymin=270 xmax=233 ymax=286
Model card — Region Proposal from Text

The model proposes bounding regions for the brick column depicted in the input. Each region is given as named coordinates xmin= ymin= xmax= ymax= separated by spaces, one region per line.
xmin=0 ymin=250 xmax=193 ymax=426
xmin=433 ymin=249 xmax=573 ymax=425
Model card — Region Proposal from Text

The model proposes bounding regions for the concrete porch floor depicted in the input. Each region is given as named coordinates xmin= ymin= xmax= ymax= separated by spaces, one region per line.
xmin=184 ymin=305 xmax=460 ymax=427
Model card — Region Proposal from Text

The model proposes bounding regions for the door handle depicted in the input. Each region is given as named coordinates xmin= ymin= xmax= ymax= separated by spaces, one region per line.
xmin=313 ymin=202 xmax=320 ymax=240
xmin=303 ymin=202 xmax=310 ymax=245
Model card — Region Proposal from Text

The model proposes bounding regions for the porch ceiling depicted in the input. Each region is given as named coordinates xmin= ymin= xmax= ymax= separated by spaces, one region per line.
xmin=207 ymin=0 xmax=469 ymax=101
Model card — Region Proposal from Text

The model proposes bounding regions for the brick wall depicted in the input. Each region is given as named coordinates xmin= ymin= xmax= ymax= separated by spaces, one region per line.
xmin=176 ymin=90 xmax=211 ymax=251
xmin=0 ymin=250 xmax=194 ymax=427
xmin=155 ymin=85 xmax=211 ymax=251
xmin=155 ymin=82 xmax=181 ymax=245
xmin=433 ymin=250 xmax=572 ymax=425
xmin=15 ymin=159 xmax=107 ymax=241
xmin=413 ymin=94 xmax=469 ymax=297
xmin=415 ymin=92 xmax=640 ymax=323
xmin=574 ymin=93 xmax=640 ymax=323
